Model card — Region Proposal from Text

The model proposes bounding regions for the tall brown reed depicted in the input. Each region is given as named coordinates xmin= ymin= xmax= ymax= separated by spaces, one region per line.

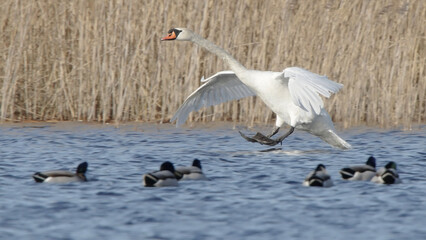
xmin=0 ymin=0 xmax=424 ymax=128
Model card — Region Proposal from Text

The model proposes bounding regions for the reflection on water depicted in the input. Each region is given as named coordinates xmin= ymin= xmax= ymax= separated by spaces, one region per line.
xmin=0 ymin=122 xmax=425 ymax=239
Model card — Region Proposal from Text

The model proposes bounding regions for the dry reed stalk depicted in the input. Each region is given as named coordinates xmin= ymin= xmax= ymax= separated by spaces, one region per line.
xmin=0 ymin=0 xmax=424 ymax=128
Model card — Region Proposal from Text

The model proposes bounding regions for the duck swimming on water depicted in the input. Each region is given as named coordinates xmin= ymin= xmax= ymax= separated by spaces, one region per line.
xmin=175 ymin=159 xmax=207 ymax=180
xmin=303 ymin=164 xmax=333 ymax=187
xmin=33 ymin=162 xmax=88 ymax=183
xmin=339 ymin=156 xmax=376 ymax=181
xmin=143 ymin=161 xmax=182 ymax=187
xmin=371 ymin=161 xmax=401 ymax=184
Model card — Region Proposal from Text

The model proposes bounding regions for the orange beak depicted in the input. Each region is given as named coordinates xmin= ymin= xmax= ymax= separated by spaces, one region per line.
xmin=161 ymin=31 xmax=176 ymax=41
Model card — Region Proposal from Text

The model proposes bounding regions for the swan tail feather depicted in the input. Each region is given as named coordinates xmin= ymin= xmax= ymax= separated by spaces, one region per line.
xmin=318 ymin=130 xmax=352 ymax=150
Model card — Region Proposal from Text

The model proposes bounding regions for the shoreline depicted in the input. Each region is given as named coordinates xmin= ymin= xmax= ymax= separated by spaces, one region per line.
xmin=0 ymin=120 xmax=424 ymax=132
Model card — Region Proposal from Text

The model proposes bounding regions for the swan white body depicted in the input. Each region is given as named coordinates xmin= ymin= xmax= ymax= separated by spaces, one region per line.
xmin=176 ymin=159 xmax=207 ymax=180
xmin=162 ymin=28 xmax=350 ymax=149
xmin=303 ymin=164 xmax=333 ymax=187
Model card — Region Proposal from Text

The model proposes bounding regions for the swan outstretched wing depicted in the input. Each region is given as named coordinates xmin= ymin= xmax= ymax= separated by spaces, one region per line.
xmin=171 ymin=71 xmax=255 ymax=127
xmin=280 ymin=67 xmax=343 ymax=114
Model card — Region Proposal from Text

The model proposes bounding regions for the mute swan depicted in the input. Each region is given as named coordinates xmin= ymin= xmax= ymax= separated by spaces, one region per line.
xmin=33 ymin=162 xmax=88 ymax=183
xmin=303 ymin=164 xmax=333 ymax=187
xmin=143 ymin=161 xmax=181 ymax=187
xmin=162 ymin=28 xmax=351 ymax=149
xmin=339 ymin=156 xmax=376 ymax=181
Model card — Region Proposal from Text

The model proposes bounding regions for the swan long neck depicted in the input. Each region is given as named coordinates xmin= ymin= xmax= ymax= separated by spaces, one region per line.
xmin=190 ymin=34 xmax=247 ymax=74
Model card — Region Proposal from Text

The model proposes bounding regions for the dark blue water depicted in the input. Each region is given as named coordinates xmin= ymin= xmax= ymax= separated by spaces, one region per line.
xmin=0 ymin=122 xmax=425 ymax=240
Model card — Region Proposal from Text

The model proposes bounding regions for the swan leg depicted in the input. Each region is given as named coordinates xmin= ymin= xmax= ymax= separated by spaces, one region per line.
xmin=239 ymin=127 xmax=294 ymax=146
xmin=274 ymin=127 xmax=295 ymax=144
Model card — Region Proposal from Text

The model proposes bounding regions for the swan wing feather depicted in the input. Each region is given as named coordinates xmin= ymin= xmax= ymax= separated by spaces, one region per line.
xmin=281 ymin=67 xmax=343 ymax=114
xmin=171 ymin=71 xmax=255 ymax=126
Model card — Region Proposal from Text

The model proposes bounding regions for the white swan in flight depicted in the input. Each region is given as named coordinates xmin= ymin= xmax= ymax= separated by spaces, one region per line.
xmin=161 ymin=28 xmax=351 ymax=149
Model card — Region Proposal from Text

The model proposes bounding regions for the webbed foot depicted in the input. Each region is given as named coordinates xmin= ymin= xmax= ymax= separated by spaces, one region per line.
xmin=238 ymin=131 xmax=281 ymax=146
xmin=238 ymin=127 xmax=295 ymax=146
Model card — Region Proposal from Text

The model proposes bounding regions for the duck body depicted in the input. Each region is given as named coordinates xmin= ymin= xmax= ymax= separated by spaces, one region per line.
xmin=143 ymin=172 xmax=179 ymax=187
xmin=33 ymin=162 xmax=88 ymax=183
xmin=340 ymin=156 xmax=376 ymax=181
xmin=143 ymin=161 xmax=180 ymax=187
xmin=371 ymin=162 xmax=401 ymax=184
xmin=303 ymin=164 xmax=333 ymax=187
xmin=175 ymin=159 xmax=207 ymax=180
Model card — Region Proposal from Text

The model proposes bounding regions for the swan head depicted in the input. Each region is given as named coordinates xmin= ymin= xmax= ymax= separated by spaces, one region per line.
xmin=161 ymin=28 xmax=194 ymax=41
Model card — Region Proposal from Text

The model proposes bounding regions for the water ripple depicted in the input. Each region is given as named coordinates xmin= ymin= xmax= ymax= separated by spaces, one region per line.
xmin=0 ymin=123 xmax=424 ymax=239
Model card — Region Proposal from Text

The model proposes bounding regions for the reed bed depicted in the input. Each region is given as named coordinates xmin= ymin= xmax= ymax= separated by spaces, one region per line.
xmin=0 ymin=0 xmax=424 ymax=128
